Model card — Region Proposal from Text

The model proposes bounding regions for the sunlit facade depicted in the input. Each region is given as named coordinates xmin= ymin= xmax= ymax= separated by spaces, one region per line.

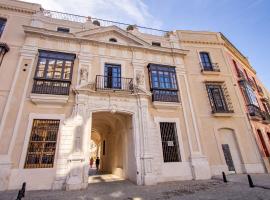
xmin=0 ymin=0 xmax=268 ymax=191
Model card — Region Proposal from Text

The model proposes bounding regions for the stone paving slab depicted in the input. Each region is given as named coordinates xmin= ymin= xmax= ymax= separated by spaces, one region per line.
xmin=1 ymin=176 xmax=270 ymax=200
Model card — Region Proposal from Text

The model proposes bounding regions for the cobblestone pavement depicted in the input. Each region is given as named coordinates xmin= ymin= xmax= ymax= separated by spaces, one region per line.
xmin=1 ymin=175 xmax=270 ymax=200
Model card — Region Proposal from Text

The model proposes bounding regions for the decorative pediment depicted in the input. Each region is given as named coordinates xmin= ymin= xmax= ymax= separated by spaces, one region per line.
xmin=75 ymin=26 xmax=150 ymax=46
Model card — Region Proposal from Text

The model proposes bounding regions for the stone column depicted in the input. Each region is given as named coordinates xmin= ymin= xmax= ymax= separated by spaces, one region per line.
xmin=137 ymin=97 xmax=157 ymax=185
xmin=176 ymin=63 xmax=211 ymax=180
xmin=53 ymin=94 xmax=92 ymax=190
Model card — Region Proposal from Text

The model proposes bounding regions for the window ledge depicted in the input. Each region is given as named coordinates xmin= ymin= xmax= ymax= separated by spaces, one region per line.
xmin=153 ymin=101 xmax=181 ymax=109
xmin=30 ymin=93 xmax=69 ymax=107
xmin=212 ymin=112 xmax=234 ymax=117
xmin=201 ymin=70 xmax=220 ymax=75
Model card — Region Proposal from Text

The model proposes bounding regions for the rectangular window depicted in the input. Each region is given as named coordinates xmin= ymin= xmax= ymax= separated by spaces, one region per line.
xmin=148 ymin=63 xmax=179 ymax=102
xmin=24 ymin=119 xmax=60 ymax=168
xmin=32 ymin=50 xmax=76 ymax=95
xmin=160 ymin=122 xmax=181 ymax=162
xmin=103 ymin=140 xmax=105 ymax=156
xmin=200 ymin=52 xmax=213 ymax=71
xmin=152 ymin=42 xmax=161 ymax=47
xmin=57 ymin=27 xmax=70 ymax=33
xmin=206 ymin=82 xmax=233 ymax=113
xmin=239 ymin=80 xmax=259 ymax=107
xmin=0 ymin=18 xmax=7 ymax=37
xmin=104 ymin=63 xmax=121 ymax=89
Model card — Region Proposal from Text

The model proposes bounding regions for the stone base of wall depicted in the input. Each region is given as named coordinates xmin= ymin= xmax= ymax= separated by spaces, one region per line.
xmin=190 ymin=154 xmax=211 ymax=180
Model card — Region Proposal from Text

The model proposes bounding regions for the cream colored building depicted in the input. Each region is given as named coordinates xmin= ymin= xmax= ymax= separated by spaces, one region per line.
xmin=0 ymin=0 xmax=268 ymax=191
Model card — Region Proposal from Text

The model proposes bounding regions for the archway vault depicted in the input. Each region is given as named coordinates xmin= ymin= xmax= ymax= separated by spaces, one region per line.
xmin=89 ymin=111 xmax=137 ymax=182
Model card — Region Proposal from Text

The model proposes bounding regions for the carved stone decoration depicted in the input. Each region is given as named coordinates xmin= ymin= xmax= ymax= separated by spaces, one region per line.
xmin=136 ymin=70 xmax=144 ymax=86
xmin=80 ymin=67 xmax=88 ymax=84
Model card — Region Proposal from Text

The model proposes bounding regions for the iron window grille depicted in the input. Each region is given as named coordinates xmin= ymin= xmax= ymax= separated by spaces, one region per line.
xmin=159 ymin=122 xmax=181 ymax=162
xmin=32 ymin=50 xmax=76 ymax=95
xmin=148 ymin=63 xmax=179 ymax=102
xmin=24 ymin=119 xmax=60 ymax=168
xmin=199 ymin=52 xmax=220 ymax=72
xmin=0 ymin=42 xmax=9 ymax=67
xmin=205 ymin=82 xmax=234 ymax=113
xmin=0 ymin=18 xmax=7 ymax=37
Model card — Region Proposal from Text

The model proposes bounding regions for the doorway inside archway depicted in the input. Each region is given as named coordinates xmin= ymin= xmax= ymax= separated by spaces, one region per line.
xmin=88 ymin=112 xmax=137 ymax=184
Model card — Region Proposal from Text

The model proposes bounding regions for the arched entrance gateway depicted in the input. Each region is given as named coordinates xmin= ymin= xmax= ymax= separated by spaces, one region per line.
xmin=52 ymin=88 xmax=157 ymax=190
xmin=88 ymin=112 xmax=137 ymax=183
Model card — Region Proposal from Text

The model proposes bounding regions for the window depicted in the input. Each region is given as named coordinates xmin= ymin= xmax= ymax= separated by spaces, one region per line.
xmin=200 ymin=52 xmax=214 ymax=71
xmin=257 ymin=130 xmax=269 ymax=157
xmin=206 ymin=82 xmax=233 ymax=113
xmin=109 ymin=38 xmax=117 ymax=42
xmin=32 ymin=50 xmax=75 ymax=95
xmin=0 ymin=18 xmax=7 ymax=37
xmin=24 ymin=119 xmax=60 ymax=168
xmin=152 ymin=42 xmax=161 ymax=47
xmin=103 ymin=140 xmax=105 ymax=156
xmin=160 ymin=122 xmax=181 ymax=162
xmin=148 ymin=63 xmax=179 ymax=102
xmin=104 ymin=63 xmax=121 ymax=89
xmin=239 ymin=80 xmax=259 ymax=107
xmin=57 ymin=27 xmax=70 ymax=33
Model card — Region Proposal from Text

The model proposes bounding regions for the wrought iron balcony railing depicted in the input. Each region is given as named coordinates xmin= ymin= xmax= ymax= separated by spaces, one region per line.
xmin=247 ymin=104 xmax=262 ymax=119
xmin=261 ymin=111 xmax=270 ymax=123
xmin=152 ymin=88 xmax=179 ymax=103
xmin=200 ymin=62 xmax=220 ymax=72
xmin=41 ymin=10 xmax=169 ymax=36
xmin=32 ymin=79 xmax=71 ymax=95
xmin=95 ymin=75 xmax=134 ymax=92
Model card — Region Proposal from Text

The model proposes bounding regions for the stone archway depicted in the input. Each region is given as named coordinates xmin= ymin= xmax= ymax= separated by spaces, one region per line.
xmin=88 ymin=112 xmax=137 ymax=183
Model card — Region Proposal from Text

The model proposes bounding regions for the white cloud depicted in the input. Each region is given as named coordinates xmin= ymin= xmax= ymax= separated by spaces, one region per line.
xmin=22 ymin=0 xmax=162 ymax=28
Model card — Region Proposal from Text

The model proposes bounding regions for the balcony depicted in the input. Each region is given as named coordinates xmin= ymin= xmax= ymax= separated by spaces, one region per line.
xmin=247 ymin=104 xmax=262 ymax=121
xmin=152 ymin=89 xmax=179 ymax=103
xmin=32 ymin=79 xmax=71 ymax=95
xmin=200 ymin=62 xmax=220 ymax=74
xmin=95 ymin=75 xmax=134 ymax=93
xmin=261 ymin=111 xmax=270 ymax=124
xmin=30 ymin=79 xmax=70 ymax=107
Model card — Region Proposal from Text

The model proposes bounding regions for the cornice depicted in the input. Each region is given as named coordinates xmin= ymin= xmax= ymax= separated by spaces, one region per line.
xmin=0 ymin=4 xmax=39 ymax=15
xmin=23 ymin=25 xmax=189 ymax=56
xmin=181 ymin=40 xmax=224 ymax=46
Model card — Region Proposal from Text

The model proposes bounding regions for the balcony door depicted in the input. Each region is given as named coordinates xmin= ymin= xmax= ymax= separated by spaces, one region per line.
xmin=104 ymin=63 xmax=121 ymax=89
xmin=200 ymin=52 xmax=213 ymax=71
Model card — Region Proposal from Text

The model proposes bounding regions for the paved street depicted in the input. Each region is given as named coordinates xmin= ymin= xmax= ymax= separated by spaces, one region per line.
xmin=1 ymin=174 xmax=270 ymax=200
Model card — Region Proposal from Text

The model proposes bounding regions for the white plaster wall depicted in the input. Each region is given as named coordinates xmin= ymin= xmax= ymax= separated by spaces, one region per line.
xmin=9 ymin=169 xmax=56 ymax=190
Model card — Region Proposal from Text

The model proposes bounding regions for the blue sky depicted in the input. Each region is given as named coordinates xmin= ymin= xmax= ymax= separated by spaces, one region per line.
xmin=24 ymin=0 xmax=270 ymax=89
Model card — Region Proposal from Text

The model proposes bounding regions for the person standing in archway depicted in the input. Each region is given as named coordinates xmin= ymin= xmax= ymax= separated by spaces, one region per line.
xmin=95 ymin=157 xmax=100 ymax=173
xmin=90 ymin=157 xmax=94 ymax=168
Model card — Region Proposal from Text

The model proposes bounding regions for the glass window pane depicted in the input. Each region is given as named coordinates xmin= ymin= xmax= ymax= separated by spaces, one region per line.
xmin=36 ymin=58 xmax=46 ymax=78
xmin=46 ymin=60 xmax=55 ymax=79
xmin=54 ymin=60 xmax=63 ymax=79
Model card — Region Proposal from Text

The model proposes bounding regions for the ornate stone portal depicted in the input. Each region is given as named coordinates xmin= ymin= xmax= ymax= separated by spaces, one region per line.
xmin=53 ymin=87 xmax=156 ymax=190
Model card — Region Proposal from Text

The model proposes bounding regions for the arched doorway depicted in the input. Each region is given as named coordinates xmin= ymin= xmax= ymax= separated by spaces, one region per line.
xmin=88 ymin=112 xmax=137 ymax=183
xmin=218 ymin=128 xmax=243 ymax=173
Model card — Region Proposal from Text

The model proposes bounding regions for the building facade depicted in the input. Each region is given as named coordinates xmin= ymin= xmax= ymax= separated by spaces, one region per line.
xmin=0 ymin=0 xmax=268 ymax=191
xmin=222 ymin=35 xmax=270 ymax=172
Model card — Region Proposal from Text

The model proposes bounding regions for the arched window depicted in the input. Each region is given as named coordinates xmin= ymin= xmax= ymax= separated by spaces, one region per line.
xmin=257 ymin=130 xmax=270 ymax=157
xmin=109 ymin=38 xmax=117 ymax=43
